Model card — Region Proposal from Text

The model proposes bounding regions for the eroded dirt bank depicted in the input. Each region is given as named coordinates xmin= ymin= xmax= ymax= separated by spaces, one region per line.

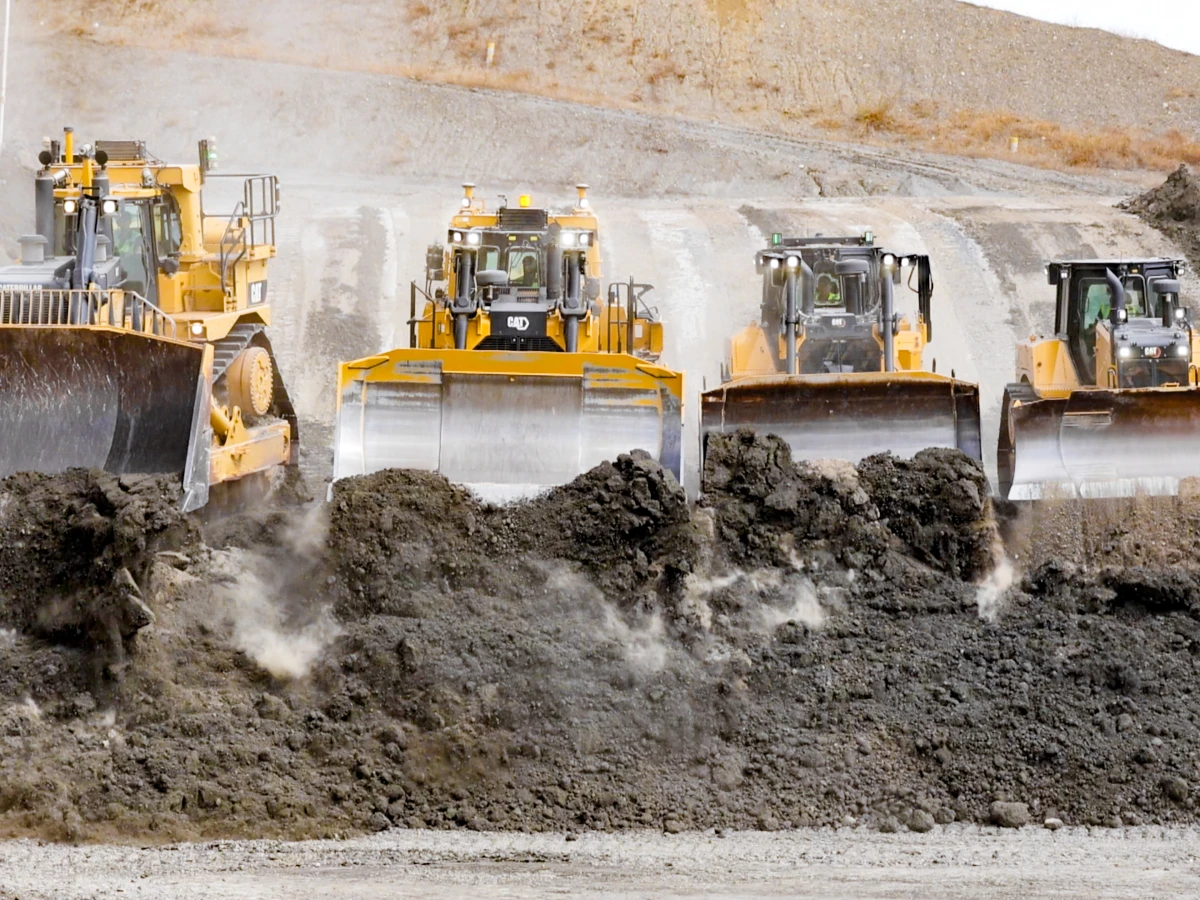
xmin=0 ymin=436 xmax=1198 ymax=843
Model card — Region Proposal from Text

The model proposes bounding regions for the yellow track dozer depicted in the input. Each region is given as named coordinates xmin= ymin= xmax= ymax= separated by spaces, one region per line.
xmin=333 ymin=185 xmax=683 ymax=497
xmin=0 ymin=129 xmax=297 ymax=511
xmin=701 ymin=235 xmax=981 ymax=475
xmin=999 ymin=259 xmax=1200 ymax=500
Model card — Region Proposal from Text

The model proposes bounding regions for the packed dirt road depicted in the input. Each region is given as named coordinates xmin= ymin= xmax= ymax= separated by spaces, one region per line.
xmin=2 ymin=826 xmax=1199 ymax=899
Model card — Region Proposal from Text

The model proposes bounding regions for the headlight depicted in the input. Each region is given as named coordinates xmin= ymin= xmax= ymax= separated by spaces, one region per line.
xmin=1177 ymin=344 xmax=1190 ymax=357
xmin=882 ymin=253 xmax=896 ymax=267
xmin=1118 ymin=346 xmax=1134 ymax=359
xmin=560 ymin=232 xmax=577 ymax=247
xmin=1175 ymin=307 xmax=1186 ymax=320
xmin=466 ymin=232 xmax=481 ymax=246
xmin=189 ymin=322 xmax=204 ymax=337
xmin=785 ymin=256 xmax=799 ymax=268
xmin=452 ymin=231 xmax=463 ymax=243
xmin=100 ymin=198 xmax=118 ymax=216
xmin=769 ymin=258 xmax=780 ymax=269
xmin=63 ymin=199 xmax=78 ymax=215
xmin=579 ymin=232 xmax=591 ymax=246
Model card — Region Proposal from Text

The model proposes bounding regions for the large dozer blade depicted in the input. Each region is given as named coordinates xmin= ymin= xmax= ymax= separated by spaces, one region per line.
xmin=333 ymin=348 xmax=683 ymax=498
xmin=999 ymin=386 xmax=1200 ymax=500
xmin=701 ymin=371 xmax=982 ymax=468
xmin=0 ymin=328 xmax=212 ymax=509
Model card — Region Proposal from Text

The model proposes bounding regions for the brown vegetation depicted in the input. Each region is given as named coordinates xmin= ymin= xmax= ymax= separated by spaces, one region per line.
xmin=35 ymin=0 xmax=1200 ymax=175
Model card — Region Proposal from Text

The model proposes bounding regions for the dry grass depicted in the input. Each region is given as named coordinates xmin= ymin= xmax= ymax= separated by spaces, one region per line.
xmin=41 ymin=1 xmax=1200 ymax=177
xmin=816 ymin=105 xmax=1200 ymax=172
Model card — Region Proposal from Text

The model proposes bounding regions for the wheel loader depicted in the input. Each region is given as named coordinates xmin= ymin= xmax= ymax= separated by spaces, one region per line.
xmin=0 ymin=128 xmax=297 ymax=511
xmin=700 ymin=233 xmax=981 ymax=475
xmin=332 ymin=184 xmax=683 ymax=497
xmin=998 ymin=258 xmax=1200 ymax=500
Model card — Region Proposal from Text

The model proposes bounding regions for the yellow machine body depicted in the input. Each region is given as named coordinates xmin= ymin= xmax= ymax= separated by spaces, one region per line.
xmin=0 ymin=130 xmax=296 ymax=510
xmin=999 ymin=259 xmax=1200 ymax=499
xmin=334 ymin=184 xmax=683 ymax=495
xmin=701 ymin=238 xmax=981 ymax=472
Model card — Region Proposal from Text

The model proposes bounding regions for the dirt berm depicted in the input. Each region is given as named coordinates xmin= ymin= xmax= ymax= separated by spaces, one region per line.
xmin=1 ymin=439 xmax=1199 ymax=842
xmin=1121 ymin=164 xmax=1200 ymax=269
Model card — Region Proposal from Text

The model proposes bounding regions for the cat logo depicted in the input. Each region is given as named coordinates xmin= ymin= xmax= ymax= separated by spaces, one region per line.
xmin=506 ymin=315 xmax=530 ymax=331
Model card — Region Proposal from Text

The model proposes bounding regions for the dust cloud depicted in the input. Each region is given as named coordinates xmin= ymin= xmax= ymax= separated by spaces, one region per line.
xmin=217 ymin=505 xmax=341 ymax=680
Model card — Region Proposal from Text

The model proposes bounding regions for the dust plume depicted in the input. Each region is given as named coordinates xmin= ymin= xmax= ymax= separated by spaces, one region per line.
xmin=546 ymin=563 xmax=671 ymax=677
xmin=216 ymin=504 xmax=341 ymax=680
xmin=758 ymin=575 xmax=826 ymax=632
xmin=976 ymin=553 xmax=1015 ymax=623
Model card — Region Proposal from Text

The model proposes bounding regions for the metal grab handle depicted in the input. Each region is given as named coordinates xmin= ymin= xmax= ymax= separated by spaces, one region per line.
xmin=1106 ymin=365 xmax=1118 ymax=388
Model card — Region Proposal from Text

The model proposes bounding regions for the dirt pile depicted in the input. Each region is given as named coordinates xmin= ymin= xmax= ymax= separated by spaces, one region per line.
xmin=0 ymin=470 xmax=185 ymax=665
xmin=1122 ymin=165 xmax=1200 ymax=268
xmin=701 ymin=432 xmax=995 ymax=580
xmin=2 ymin=443 xmax=1200 ymax=842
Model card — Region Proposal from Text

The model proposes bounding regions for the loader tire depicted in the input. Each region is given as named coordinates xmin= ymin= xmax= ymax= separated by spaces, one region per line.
xmin=226 ymin=346 xmax=274 ymax=417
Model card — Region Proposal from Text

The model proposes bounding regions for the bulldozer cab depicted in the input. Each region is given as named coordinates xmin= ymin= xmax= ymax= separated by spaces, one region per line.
xmin=754 ymin=235 xmax=933 ymax=376
xmin=1050 ymin=259 xmax=1190 ymax=388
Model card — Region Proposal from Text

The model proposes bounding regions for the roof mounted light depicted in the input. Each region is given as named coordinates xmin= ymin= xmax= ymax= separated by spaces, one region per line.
xmin=466 ymin=231 xmax=482 ymax=246
xmin=769 ymin=258 xmax=781 ymax=269
xmin=575 ymin=183 xmax=589 ymax=209
xmin=62 ymin=198 xmax=78 ymax=215
xmin=786 ymin=256 xmax=799 ymax=268
xmin=578 ymin=232 xmax=591 ymax=246
xmin=882 ymin=253 xmax=896 ymax=267
xmin=560 ymin=231 xmax=577 ymax=247
xmin=100 ymin=198 xmax=119 ymax=216
xmin=451 ymin=231 xmax=463 ymax=243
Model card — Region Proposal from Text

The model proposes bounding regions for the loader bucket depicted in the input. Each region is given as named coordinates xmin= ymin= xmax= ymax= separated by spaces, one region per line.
xmin=333 ymin=348 xmax=683 ymax=498
xmin=998 ymin=386 xmax=1200 ymax=500
xmin=0 ymin=327 xmax=213 ymax=510
xmin=700 ymin=371 xmax=982 ymax=469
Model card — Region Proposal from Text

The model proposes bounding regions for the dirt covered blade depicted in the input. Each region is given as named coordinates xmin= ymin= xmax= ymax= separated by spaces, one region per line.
xmin=0 ymin=328 xmax=212 ymax=503
xmin=999 ymin=387 xmax=1200 ymax=500
xmin=700 ymin=371 xmax=982 ymax=467
xmin=333 ymin=348 xmax=683 ymax=495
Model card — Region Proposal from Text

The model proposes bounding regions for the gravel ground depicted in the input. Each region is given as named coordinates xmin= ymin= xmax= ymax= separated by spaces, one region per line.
xmin=1 ymin=826 xmax=1198 ymax=899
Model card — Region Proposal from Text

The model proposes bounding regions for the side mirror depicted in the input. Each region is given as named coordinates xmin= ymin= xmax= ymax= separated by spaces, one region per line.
xmin=160 ymin=257 xmax=180 ymax=276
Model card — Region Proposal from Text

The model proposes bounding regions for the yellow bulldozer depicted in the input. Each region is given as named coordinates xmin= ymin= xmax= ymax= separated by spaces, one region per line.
xmin=998 ymin=258 xmax=1200 ymax=499
xmin=333 ymin=184 xmax=683 ymax=497
xmin=700 ymin=233 xmax=981 ymax=473
xmin=0 ymin=128 xmax=297 ymax=511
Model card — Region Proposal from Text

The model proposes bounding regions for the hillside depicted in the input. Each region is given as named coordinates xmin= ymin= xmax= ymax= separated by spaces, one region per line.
xmin=36 ymin=0 xmax=1200 ymax=172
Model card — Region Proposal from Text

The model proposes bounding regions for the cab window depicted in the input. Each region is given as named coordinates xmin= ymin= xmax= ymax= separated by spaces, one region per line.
xmin=507 ymin=250 xmax=539 ymax=288
xmin=113 ymin=203 xmax=150 ymax=296
xmin=815 ymin=273 xmax=842 ymax=308
xmin=152 ymin=196 xmax=182 ymax=258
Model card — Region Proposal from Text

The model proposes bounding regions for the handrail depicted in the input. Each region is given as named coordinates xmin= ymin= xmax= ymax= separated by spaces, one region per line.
xmin=217 ymin=201 xmax=248 ymax=297
xmin=201 ymin=175 xmax=279 ymax=300
xmin=0 ymin=288 xmax=179 ymax=338
xmin=1105 ymin=365 xmax=1118 ymax=388
xmin=1190 ymin=363 xmax=1200 ymax=387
